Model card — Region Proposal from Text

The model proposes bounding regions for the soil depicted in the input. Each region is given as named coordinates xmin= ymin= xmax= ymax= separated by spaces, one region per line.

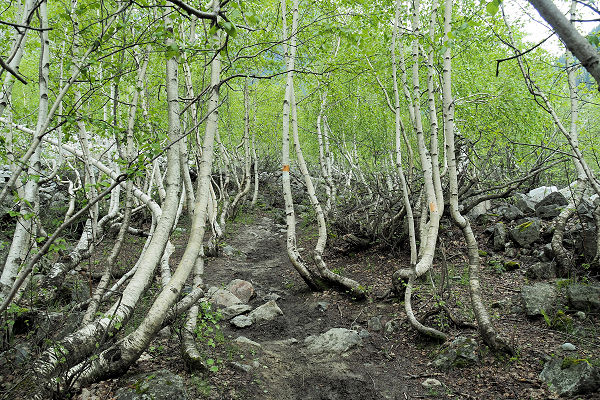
xmin=2 ymin=204 xmax=599 ymax=400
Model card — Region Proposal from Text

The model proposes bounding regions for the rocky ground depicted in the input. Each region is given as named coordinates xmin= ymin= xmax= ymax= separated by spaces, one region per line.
xmin=1 ymin=186 xmax=600 ymax=399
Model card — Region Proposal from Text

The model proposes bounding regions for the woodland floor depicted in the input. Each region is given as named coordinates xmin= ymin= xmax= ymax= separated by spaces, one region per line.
xmin=2 ymin=203 xmax=600 ymax=399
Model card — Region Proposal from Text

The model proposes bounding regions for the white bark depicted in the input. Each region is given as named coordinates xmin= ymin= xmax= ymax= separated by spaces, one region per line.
xmin=0 ymin=1 xmax=49 ymax=301
xmin=74 ymin=8 xmax=221 ymax=382
xmin=280 ymin=0 xmax=320 ymax=290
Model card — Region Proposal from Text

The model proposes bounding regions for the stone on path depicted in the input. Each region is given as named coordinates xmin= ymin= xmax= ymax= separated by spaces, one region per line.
xmin=421 ymin=378 xmax=442 ymax=389
xmin=221 ymin=304 xmax=253 ymax=320
xmin=249 ymin=300 xmax=283 ymax=323
xmin=231 ymin=315 xmax=253 ymax=328
xmin=207 ymin=287 xmax=242 ymax=308
xmin=304 ymin=328 xmax=362 ymax=354
xmin=227 ymin=279 xmax=255 ymax=303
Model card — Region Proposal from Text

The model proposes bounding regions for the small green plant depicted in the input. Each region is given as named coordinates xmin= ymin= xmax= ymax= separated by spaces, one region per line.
xmin=191 ymin=374 xmax=212 ymax=396
xmin=195 ymin=302 xmax=224 ymax=348
xmin=556 ymin=279 xmax=573 ymax=289
xmin=561 ymin=356 xmax=591 ymax=369
xmin=488 ymin=258 xmax=505 ymax=274
xmin=283 ymin=280 xmax=294 ymax=289
xmin=332 ymin=267 xmax=344 ymax=275
xmin=540 ymin=309 xmax=573 ymax=333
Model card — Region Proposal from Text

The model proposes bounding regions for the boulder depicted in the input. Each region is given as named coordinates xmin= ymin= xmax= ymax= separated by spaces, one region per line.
xmin=304 ymin=328 xmax=362 ymax=354
xmin=248 ymin=300 xmax=283 ymax=323
xmin=510 ymin=218 xmax=542 ymax=247
xmin=221 ymin=304 xmax=253 ymax=320
xmin=580 ymin=225 xmax=598 ymax=260
xmin=467 ymin=200 xmax=491 ymax=221
xmin=432 ymin=336 xmax=478 ymax=370
xmin=231 ymin=315 xmax=253 ymax=328
xmin=535 ymin=191 xmax=568 ymax=219
xmin=528 ymin=186 xmax=558 ymax=203
xmin=207 ymin=287 xmax=242 ymax=308
xmin=115 ymin=369 xmax=189 ymax=400
xmin=226 ymin=279 xmax=255 ymax=303
xmin=521 ymin=283 xmax=558 ymax=317
xmin=495 ymin=204 xmax=524 ymax=221
xmin=525 ymin=261 xmax=557 ymax=280
xmin=576 ymin=199 xmax=595 ymax=221
xmin=492 ymin=223 xmax=507 ymax=252
xmin=539 ymin=356 xmax=600 ymax=397
xmin=567 ymin=284 xmax=600 ymax=312
xmin=514 ymin=193 xmax=536 ymax=215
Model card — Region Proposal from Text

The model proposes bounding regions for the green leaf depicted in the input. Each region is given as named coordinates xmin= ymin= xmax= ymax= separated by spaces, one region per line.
xmin=222 ymin=21 xmax=237 ymax=38
xmin=486 ymin=0 xmax=500 ymax=16
xmin=586 ymin=34 xmax=600 ymax=47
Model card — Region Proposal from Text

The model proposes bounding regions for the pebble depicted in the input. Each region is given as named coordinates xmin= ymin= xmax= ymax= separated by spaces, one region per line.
xmin=561 ymin=343 xmax=576 ymax=351
xmin=421 ymin=378 xmax=442 ymax=389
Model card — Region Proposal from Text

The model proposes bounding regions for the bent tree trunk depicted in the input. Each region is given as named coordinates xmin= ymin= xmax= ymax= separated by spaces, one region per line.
xmin=70 ymin=8 xmax=222 ymax=386
xmin=442 ymin=0 xmax=511 ymax=354
xmin=280 ymin=0 xmax=321 ymax=290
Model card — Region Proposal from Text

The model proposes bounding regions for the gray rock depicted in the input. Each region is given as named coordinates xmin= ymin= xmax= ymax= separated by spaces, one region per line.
xmin=316 ymin=301 xmax=329 ymax=312
xmin=495 ymin=204 xmax=524 ymax=221
xmin=263 ymin=292 xmax=282 ymax=302
xmin=433 ymin=336 xmax=479 ymax=370
xmin=304 ymin=328 xmax=363 ymax=354
xmin=115 ymin=369 xmax=188 ymax=400
xmin=231 ymin=315 xmax=253 ymax=328
xmin=535 ymin=191 xmax=568 ymax=219
xmin=467 ymin=200 xmax=491 ymax=221
xmin=510 ymin=218 xmax=542 ymax=247
xmin=248 ymin=300 xmax=283 ymax=323
xmin=539 ymin=356 xmax=600 ymax=397
xmin=525 ymin=261 xmax=557 ymax=280
xmin=358 ymin=329 xmax=370 ymax=339
xmin=221 ymin=304 xmax=253 ymax=320
xmin=492 ymin=223 xmax=507 ymax=252
xmin=561 ymin=343 xmax=577 ymax=351
xmin=567 ymin=284 xmax=600 ymax=311
xmin=234 ymin=336 xmax=262 ymax=348
xmin=226 ymin=279 xmax=254 ymax=303
xmin=576 ymin=199 xmax=595 ymax=221
xmin=521 ymin=283 xmax=558 ymax=317
xmin=367 ymin=316 xmax=382 ymax=332
xmin=207 ymin=287 xmax=242 ymax=308
xmin=514 ymin=193 xmax=536 ymax=215
xmin=222 ymin=244 xmax=235 ymax=256
xmin=231 ymin=361 xmax=253 ymax=373
xmin=580 ymin=225 xmax=598 ymax=260
xmin=421 ymin=378 xmax=442 ymax=389
xmin=384 ymin=320 xmax=400 ymax=334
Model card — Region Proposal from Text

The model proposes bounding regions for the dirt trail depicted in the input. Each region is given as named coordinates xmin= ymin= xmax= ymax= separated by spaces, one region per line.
xmin=204 ymin=214 xmax=424 ymax=400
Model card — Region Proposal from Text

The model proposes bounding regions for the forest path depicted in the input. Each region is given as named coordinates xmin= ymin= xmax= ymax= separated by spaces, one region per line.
xmin=203 ymin=211 xmax=426 ymax=400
